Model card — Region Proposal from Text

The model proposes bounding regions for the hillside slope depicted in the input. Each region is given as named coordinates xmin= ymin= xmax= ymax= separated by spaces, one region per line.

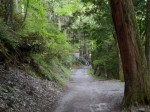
xmin=0 ymin=65 xmax=62 ymax=112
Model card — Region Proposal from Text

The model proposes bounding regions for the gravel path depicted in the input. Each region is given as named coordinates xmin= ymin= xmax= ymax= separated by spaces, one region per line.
xmin=54 ymin=66 xmax=124 ymax=112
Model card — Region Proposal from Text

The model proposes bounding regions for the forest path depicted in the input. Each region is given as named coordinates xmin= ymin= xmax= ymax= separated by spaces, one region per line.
xmin=54 ymin=66 xmax=124 ymax=112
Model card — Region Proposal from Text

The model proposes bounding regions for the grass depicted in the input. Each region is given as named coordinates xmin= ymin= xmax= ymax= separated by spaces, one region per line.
xmin=27 ymin=53 xmax=73 ymax=86
xmin=88 ymin=68 xmax=106 ymax=80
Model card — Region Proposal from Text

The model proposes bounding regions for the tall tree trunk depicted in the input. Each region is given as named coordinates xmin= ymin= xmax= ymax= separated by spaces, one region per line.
xmin=49 ymin=0 xmax=54 ymax=21
xmin=9 ymin=0 xmax=14 ymax=27
xmin=112 ymin=31 xmax=124 ymax=80
xmin=119 ymin=54 xmax=124 ymax=81
xmin=79 ymin=32 xmax=83 ymax=58
xmin=145 ymin=0 xmax=150 ymax=75
xmin=58 ymin=16 xmax=61 ymax=30
xmin=23 ymin=0 xmax=29 ymax=22
xmin=110 ymin=0 xmax=150 ymax=106
xmin=21 ymin=1 xmax=25 ymax=16
xmin=15 ymin=0 xmax=18 ymax=12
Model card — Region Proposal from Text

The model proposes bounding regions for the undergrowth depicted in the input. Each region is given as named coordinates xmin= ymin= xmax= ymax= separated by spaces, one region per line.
xmin=0 ymin=12 xmax=74 ymax=86
xmin=88 ymin=68 xmax=106 ymax=80
xmin=32 ymin=54 xmax=72 ymax=86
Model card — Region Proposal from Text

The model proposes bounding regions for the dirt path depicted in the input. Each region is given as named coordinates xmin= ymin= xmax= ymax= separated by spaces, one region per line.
xmin=54 ymin=66 xmax=124 ymax=112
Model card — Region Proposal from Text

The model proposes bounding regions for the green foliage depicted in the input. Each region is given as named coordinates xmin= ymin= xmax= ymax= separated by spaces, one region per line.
xmin=135 ymin=0 xmax=147 ymax=42
xmin=0 ymin=0 xmax=74 ymax=85
xmin=79 ymin=56 xmax=88 ymax=65
xmin=33 ymin=53 xmax=71 ymax=85
xmin=54 ymin=0 xmax=82 ymax=16
xmin=21 ymin=0 xmax=74 ymax=84
xmin=88 ymin=69 xmax=104 ymax=80
xmin=92 ymin=35 xmax=119 ymax=78
xmin=71 ymin=0 xmax=119 ymax=79
xmin=0 ymin=18 xmax=19 ymax=64
xmin=0 ymin=19 xmax=18 ymax=49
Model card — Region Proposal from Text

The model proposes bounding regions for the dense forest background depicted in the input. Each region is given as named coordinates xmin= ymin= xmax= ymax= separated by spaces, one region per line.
xmin=0 ymin=0 xmax=150 ymax=110
xmin=0 ymin=0 xmax=147 ymax=81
